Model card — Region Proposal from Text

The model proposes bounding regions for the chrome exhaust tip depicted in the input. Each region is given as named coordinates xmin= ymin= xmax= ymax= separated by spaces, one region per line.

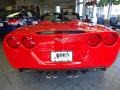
xmin=46 ymin=71 xmax=58 ymax=79
xmin=66 ymin=71 xmax=73 ymax=78
xmin=52 ymin=71 xmax=58 ymax=78
xmin=46 ymin=71 xmax=52 ymax=79
xmin=73 ymin=71 xmax=79 ymax=78
xmin=67 ymin=70 xmax=80 ymax=78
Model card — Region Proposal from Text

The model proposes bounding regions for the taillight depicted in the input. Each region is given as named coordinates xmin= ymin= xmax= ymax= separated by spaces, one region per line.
xmin=8 ymin=19 xmax=19 ymax=25
xmin=103 ymin=33 xmax=118 ymax=46
xmin=22 ymin=36 xmax=36 ymax=49
xmin=6 ymin=36 xmax=20 ymax=48
xmin=88 ymin=34 xmax=101 ymax=47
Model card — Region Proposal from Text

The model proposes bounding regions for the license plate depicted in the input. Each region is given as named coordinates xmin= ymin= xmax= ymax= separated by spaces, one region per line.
xmin=0 ymin=23 xmax=3 ymax=27
xmin=51 ymin=51 xmax=72 ymax=62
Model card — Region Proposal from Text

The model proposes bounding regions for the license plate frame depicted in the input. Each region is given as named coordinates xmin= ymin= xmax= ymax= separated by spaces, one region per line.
xmin=51 ymin=51 xmax=72 ymax=62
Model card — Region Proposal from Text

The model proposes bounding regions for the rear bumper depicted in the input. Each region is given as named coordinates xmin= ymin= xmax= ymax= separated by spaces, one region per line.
xmin=4 ymin=50 xmax=119 ymax=70
xmin=3 ymin=44 xmax=120 ymax=70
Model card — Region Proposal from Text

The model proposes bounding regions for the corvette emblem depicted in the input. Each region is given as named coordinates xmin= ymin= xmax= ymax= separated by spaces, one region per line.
xmin=55 ymin=38 xmax=68 ymax=44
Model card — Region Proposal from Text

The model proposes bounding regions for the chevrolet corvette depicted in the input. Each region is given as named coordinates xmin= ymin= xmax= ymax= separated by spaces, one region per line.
xmin=3 ymin=13 xmax=120 ymax=77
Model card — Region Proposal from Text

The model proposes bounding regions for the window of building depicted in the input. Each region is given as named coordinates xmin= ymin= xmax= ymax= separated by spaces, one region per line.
xmin=56 ymin=5 xmax=61 ymax=13
xmin=76 ymin=0 xmax=84 ymax=17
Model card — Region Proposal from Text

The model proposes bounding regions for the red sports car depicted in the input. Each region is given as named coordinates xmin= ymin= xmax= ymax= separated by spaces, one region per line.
xmin=3 ymin=13 xmax=120 ymax=77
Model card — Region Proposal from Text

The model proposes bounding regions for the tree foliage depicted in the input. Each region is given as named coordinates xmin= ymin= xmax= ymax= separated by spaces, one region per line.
xmin=97 ymin=0 xmax=120 ymax=6
xmin=112 ymin=0 xmax=120 ymax=5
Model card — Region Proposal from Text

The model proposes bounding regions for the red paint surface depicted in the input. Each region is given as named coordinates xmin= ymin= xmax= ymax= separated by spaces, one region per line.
xmin=3 ymin=20 xmax=120 ymax=70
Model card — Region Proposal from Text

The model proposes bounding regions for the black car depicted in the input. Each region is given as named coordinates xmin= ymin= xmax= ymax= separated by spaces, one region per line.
xmin=0 ymin=10 xmax=40 ymax=38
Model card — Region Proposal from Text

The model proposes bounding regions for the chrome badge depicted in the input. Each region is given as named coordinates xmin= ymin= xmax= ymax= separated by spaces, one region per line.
xmin=55 ymin=38 xmax=68 ymax=44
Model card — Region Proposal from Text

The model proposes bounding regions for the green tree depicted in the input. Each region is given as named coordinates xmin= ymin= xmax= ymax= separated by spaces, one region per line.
xmin=97 ymin=0 xmax=109 ymax=6
xmin=97 ymin=0 xmax=120 ymax=6
xmin=112 ymin=0 xmax=120 ymax=5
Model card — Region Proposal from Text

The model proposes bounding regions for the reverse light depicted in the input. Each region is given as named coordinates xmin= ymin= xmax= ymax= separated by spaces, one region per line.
xmin=88 ymin=34 xmax=101 ymax=47
xmin=6 ymin=36 xmax=20 ymax=48
xmin=103 ymin=33 xmax=118 ymax=46
xmin=22 ymin=36 xmax=36 ymax=49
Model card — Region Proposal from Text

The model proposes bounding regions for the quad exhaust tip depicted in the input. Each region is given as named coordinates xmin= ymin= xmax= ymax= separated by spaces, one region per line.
xmin=46 ymin=71 xmax=58 ymax=79
xmin=66 ymin=70 xmax=79 ymax=78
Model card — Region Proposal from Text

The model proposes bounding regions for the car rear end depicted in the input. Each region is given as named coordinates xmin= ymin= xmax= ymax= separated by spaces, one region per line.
xmin=3 ymin=29 xmax=120 ymax=71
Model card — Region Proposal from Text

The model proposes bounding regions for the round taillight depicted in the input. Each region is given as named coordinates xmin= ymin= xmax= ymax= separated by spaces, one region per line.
xmin=88 ymin=34 xmax=101 ymax=47
xmin=103 ymin=33 xmax=118 ymax=46
xmin=22 ymin=36 xmax=36 ymax=49
xmin=6 ymin=36 xmax=20 ymax=48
